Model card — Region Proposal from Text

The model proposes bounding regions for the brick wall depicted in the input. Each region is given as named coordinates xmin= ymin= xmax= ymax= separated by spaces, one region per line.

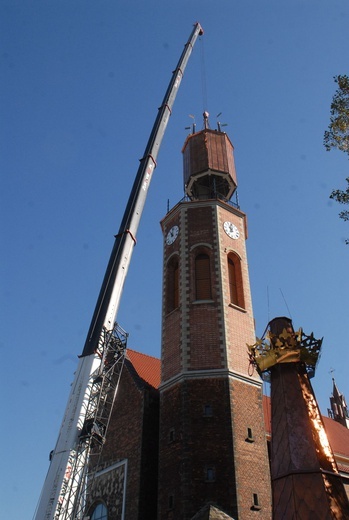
xmin=159 ymin=376 xmax=271 ymax=519
xmin=159 ymin=378 xmax=237 ymax=519
xmin=228 ymin=378 xmax=272 ymax=518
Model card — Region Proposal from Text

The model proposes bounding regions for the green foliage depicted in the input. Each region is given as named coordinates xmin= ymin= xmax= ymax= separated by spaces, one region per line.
xmin=324 ymin=75 xmax=349 ymax=243
xmin=324 ymin=75 xmax=349 ymax=155
xmin=330 ymin=177 xmax=349 ymax=244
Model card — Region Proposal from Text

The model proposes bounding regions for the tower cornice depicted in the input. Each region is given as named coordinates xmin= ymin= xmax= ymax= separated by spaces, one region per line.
xmin=158 ymin=367 xmax=263 ymax=393
xmin=161 ymin=198 xmax=247 ymax=235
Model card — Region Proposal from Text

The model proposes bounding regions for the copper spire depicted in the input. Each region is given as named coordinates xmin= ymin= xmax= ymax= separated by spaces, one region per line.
xmin=248 ymin=317 xmax=349 ymax=519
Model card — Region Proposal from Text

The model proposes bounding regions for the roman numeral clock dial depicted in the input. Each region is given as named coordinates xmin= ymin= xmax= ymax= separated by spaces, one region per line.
xmin=223 ymin=221 xmax=240 ymax=239
xmin=166 ymin=225 xmax=179 ymax=245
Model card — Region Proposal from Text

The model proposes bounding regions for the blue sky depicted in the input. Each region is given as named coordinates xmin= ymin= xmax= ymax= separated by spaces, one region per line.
xmin=1 ymin=1 xmax=348 ymax=517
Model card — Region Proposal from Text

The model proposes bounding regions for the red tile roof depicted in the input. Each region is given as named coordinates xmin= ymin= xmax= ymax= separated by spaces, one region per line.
xmin=127 ymin=349 xmax=161 ymax=389
xmin=323 ymin=416 xmax=349 ymax=458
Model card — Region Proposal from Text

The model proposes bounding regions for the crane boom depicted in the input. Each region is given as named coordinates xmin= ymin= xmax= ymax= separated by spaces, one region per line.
xmin=34 ymin=22 xmax=203 ymax=520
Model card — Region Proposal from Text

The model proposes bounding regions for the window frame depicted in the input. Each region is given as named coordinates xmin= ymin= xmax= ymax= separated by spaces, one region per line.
xmin=205 ymin=465 xmax=216 ymax=482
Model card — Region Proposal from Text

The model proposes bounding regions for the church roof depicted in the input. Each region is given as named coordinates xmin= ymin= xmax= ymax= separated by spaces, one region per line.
xmin=126 ymin=349 xmax=161 ymax=389
xmin=332 ymin=378 xmax=342 ymax=400
xmin=323 ymin=416 xmax=349 ymax=458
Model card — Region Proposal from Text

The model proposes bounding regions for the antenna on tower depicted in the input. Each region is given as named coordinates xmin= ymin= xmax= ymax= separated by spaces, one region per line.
xmin=185 ymin=114 xmax=196 ymax=134
xmin=279 ymin=288 xmax=293 ymax=320
xmin=216 ymin=112 xmax=228 ymax=132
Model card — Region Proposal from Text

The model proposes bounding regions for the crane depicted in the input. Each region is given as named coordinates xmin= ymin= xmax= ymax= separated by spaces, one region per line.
xmin=34 ymin=22 xmax=204 ymax=520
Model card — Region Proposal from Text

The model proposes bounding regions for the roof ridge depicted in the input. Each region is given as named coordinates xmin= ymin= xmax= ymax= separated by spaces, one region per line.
xmin=127 ymin=348 xmax=160 ymax=362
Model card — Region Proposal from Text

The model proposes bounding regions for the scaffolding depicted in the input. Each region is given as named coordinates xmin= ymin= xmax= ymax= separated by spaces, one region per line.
xmin=55 ymin=323 xmax=128 ymax=519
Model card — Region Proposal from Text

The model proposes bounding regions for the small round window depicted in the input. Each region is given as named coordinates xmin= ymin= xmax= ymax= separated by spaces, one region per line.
xmin=91 ymin=502 xmax=108 ymax=520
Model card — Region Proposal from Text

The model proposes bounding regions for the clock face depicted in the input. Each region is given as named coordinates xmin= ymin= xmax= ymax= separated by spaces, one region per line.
xmin=166 ymin=225 xmax=179 ymax=245
xmin=223 ymin=221 xmax=240 ymax=240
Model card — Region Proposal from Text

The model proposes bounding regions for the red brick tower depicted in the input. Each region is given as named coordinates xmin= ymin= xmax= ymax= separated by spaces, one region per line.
xmin=158 ymin=114 xmax=272 ymax=519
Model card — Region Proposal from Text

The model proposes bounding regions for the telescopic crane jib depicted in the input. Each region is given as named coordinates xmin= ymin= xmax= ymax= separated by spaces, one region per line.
xmin=34 ymin=22 xmax=203 ymax=520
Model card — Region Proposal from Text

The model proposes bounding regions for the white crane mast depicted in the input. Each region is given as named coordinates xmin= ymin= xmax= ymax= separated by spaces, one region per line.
xmin=34 ymin=22 xmax=203 ymax=520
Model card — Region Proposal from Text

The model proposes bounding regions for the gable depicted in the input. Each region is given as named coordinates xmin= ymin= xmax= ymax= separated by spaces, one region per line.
xmin=127 ymin=349 xmax=161 ymax=389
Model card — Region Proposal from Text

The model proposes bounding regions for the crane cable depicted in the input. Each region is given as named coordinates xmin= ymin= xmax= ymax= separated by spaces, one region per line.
xmin=200 ymin=35 xmax=208 ymax=114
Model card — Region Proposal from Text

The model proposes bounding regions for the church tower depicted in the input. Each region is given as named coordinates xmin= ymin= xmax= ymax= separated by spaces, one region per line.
xmin=158 ymin=113 xmax=272 ymax=519
xmin=329 ymin=378 xmax=349 ymax=429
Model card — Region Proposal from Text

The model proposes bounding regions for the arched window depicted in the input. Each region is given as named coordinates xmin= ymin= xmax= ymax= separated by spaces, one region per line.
xmin=166 ymin=256 xmax=179 ymax=313
xmin=195 ymin=253 xmax=212 ymax=300
xmin=90 ymin=503 xmax=108 ymax=520
xmin=228 ymin=253 xmax=244 ymax=308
